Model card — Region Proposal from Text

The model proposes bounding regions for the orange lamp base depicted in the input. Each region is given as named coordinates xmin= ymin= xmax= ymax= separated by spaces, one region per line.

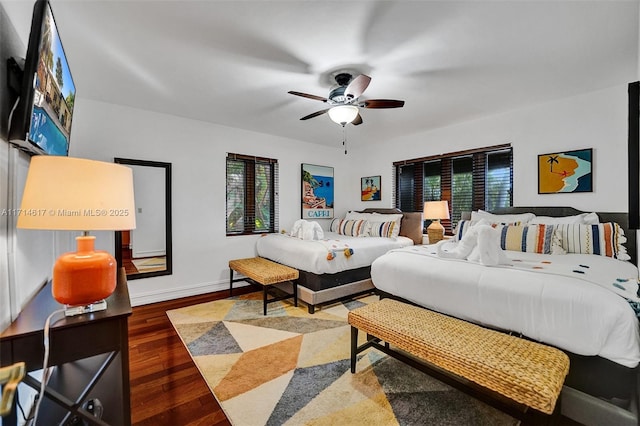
xmin=52 ymin=235 xmax=116 ymax=316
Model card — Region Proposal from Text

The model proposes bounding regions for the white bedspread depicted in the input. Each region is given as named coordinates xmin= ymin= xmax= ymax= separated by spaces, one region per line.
xmin=371 ymin=244 xmax=640 ymax=368
xmin=256 ymin=232 xmax=413 ymax=275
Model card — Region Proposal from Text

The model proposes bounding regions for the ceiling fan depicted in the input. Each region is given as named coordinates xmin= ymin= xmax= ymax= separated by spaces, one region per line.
xmin=288 ymin=73 xmax=405 ymax=126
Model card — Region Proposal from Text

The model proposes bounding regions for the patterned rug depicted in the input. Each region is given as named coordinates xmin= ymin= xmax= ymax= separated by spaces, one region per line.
xmin=131 ymin=256 xmax=166 ymax=273
xmin=167 ymin=292 xmax=517 ymax=425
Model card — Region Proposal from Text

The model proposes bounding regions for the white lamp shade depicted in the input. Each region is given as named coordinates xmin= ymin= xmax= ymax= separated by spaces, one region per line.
xmin=17 ymin=156 xmax=136 ymax=231
xmin=328 ymin=105 xmax=359 ymax=125
xmin=423 ymin=200 xmax=450 ymax=220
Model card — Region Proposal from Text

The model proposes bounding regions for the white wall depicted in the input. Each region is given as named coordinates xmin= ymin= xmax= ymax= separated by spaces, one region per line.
xmin=350 ymin=84 xmax=629 ymax=213
xmin=129 ymin=164 xmax=166 ymax=258
xmin=70 ymin=98 xmax=350 ymax=305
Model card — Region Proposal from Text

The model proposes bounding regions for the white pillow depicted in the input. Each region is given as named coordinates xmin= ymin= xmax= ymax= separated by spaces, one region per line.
xmin=529 ymin=212 xmax=599 ymax=225
xmin=471 ymin=210 xmax=535 ymax=225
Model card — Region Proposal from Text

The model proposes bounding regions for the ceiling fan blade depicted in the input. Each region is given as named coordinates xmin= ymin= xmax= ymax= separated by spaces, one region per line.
xmin=362 ymin=99 xmax=405 ymax=109
xmin=288 ymin=91 xmax=328 ymax=102
xmin=300 ymin=109 xmax=329 ymax=120
xmin=352 ymin=113 xmax=363 ymax=126
xmin=344 ymin=74 xmax=372 ymax=100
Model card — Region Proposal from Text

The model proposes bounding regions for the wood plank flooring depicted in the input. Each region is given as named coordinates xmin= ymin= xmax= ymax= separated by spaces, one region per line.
xmin=128 ymin=286 xmax=255 ymax=426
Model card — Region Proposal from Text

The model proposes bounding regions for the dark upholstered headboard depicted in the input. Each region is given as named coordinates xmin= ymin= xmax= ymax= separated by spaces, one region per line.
xmin=489 ymin=207 xmax=637 ymax=266
xmin=358 ymin=208 xmax=423 ymax=245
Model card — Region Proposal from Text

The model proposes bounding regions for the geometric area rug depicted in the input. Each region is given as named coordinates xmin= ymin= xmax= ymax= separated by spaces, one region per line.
xmin=167 ymin=292 xmax=518 ymax=426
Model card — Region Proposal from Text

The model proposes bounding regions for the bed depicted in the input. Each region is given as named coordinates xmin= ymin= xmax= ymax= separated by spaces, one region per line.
xmin=371 ymin=207 xmax=640 ymax=426
xmin=256 ymin=208 xmax=423 ymax=313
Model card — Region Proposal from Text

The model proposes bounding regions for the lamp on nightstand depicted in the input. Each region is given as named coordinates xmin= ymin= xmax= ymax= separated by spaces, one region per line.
xmin=424 ymin=200 xmax=450 ymax=244
xmin=17 ymin=156 xmax=136 ymax=316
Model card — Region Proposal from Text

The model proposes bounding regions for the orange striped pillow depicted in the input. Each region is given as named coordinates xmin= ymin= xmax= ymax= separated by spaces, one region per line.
xmin=499 ymin=224 xmax=555 ymax=254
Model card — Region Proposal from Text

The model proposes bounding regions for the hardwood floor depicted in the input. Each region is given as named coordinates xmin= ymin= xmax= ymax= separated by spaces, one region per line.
xmin=128 ymin=286 xmax=255 ymax=426
xmin=127 ymin=286 xmax=583 ymax=426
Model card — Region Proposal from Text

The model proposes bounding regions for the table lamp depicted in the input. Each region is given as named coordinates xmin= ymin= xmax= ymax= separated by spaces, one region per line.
xmin=424 ymin=200 xmax=450 ymax=244
xmin=17 ymin=156 xmax=136 ymax=316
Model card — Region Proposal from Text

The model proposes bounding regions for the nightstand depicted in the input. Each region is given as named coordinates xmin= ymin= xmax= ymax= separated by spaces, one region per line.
xmin=1 ymin=269 xmax=132 ymax=425
xmin=422 ymin=234 xmax=453 ymax=245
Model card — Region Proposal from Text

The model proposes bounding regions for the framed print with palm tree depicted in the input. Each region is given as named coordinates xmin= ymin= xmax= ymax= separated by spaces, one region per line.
xmin=538 ymin=148 xmax=593 ymax=194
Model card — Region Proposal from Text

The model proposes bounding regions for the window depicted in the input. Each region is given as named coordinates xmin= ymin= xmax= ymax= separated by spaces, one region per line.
xmin=393 ymin=144 xmax=512 ymax=231
xmin=397 ymin=164 xmax=415 ymax=212
xmin=486 ymin=150 xmax=513 ymax=211
xmin=452 ymin=156 xmax=473 ymax=224
xmin=423 ymin=161 xmax=441 ymax=202
xmin=226 ymin=153 xmax=279 ymax=235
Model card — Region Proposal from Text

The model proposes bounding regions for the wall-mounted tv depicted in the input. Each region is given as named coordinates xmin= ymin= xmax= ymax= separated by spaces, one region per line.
xmin=7 ymin=0 xmax=75 ymax=156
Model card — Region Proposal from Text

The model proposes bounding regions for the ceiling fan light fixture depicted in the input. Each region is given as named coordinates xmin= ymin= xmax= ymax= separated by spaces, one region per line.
xmin=328 ymin=105 xmax=359 ymax=126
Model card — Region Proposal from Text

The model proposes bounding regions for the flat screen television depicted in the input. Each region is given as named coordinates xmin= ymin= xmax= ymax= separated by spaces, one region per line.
xmin=8 ymin=0 xmax=75 ymax=156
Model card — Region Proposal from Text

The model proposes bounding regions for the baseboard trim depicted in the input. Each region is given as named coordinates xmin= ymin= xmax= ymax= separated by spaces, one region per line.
xmin=130 ymin=279 xmax=250 ymax=307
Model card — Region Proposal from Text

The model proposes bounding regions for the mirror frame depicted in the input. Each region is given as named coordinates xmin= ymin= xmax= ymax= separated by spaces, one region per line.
xmin=114 ymin=158 xmax=172 ymax=280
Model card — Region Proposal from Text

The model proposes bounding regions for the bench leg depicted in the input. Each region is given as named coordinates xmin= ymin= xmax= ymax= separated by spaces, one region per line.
xmin=293 ymin=281 xmax=298 ymax=307
xmin=263 ymin=286 xmax=268 ymax=316
xmin=229 ymin=268 xmax=233 ymax=297
xmin=351 ymin=326 xmax=358 ymax=373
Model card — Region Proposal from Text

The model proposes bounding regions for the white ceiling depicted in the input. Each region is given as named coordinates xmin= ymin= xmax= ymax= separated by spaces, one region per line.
xmin=4 ymin=0 xmax=639 ymax=149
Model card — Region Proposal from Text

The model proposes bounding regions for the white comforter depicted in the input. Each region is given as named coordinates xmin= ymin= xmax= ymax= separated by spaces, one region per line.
xmin=256 ymin=232 xmax=414 ymax=275
xmin=371 ymin=244 xmax=640 ymax=368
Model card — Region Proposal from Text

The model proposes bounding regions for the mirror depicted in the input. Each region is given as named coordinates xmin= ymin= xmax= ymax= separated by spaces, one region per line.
xmin=114 ymin=158 xmax=172 ymax=280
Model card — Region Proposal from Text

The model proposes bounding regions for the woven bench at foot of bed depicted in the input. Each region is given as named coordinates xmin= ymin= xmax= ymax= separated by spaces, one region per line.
xmin=229 ymin=257 xmax=299 ymax=285
xmin=229 ymin=257 xmax=299 ymax=315
xmin=348 ymin=298 xmax=569 ymax=416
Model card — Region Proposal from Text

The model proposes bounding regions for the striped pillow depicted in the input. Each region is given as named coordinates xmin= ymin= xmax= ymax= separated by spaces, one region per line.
xmin=330 ymin=219 xmax=368 ymax=237
xmin=368 ymin=221 xmax=397 ymax=238
xmin=454 ymin=219 xmax=523 ymax=242
xmin=499 ymin=224 xmax=555 ymax=254
xmin=454 ymin=220 xmax=474 ymax=241
xmin=553 ymin=222 xmax=630 ymax=260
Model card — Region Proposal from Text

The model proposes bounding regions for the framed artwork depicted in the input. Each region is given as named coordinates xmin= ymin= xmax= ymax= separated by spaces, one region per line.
xmin=301 ymin=163 xmax=334 ymax=219
xmin=538 ymin=148 xmax=593 ymax=194
xmin=361 ymin=175 xmax=381 ymax=201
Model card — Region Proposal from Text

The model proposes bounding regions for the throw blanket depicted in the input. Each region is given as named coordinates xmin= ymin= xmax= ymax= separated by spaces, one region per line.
xmin=290 ymin=219 xmax=324 ymax=241
xmin=314 ymin=239 xmax=355 ymax=261
xmin=437 ymin=224 xmax=509 ymax=266
xmin=432 ymin=239 xmax=640 ymax=307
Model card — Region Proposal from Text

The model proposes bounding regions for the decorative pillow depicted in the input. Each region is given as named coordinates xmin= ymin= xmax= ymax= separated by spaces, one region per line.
xmin=470 ymin=210 xmax=535 ymax=225
xmin=347 ymin=212 xmax=402 ymax=238
xmin=453 ymin=220 xmax=474 ymax=241
xmin=329 ymin=218 xmax=342 ymax=232
xmin=529 ymin=212 xmax=599 ymax=225
xmin=499 ymin=224 xmax=556 ymax=254
xmin=330 ymin=219 xmax=369 ymax=237
xmin=368 ymin=221 xmax=397 ymax=238
xmin=454 ymin=218 xmax=520 ymax=242
xmin=553 ymin=222 xmax=630 ymax=260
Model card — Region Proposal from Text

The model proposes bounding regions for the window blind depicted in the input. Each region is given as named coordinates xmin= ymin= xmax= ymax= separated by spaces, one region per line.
xmin=423 ymin=161 xmax=441 ymax=202
xmin=393 ymin=144 xmax=512 ymax=232
xmin=226 ymin=153 xmax=278 ymax=235
xmin=452 ymin=156 xmax=473 ymax=224
xmin=397 ymin=164 xmax=415 ymax=212
xmin=486 ymin=150 xmax=513 ymax=211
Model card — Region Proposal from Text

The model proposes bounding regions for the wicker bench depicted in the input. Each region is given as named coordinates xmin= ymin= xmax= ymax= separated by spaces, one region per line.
xmin=229 ymin=257 xmax=299 ymax=315
xmin=348 ymin=298 xmax=570 ymax=423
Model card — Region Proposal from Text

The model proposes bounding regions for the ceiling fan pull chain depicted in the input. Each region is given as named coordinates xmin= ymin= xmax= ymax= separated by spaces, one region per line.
xmin=342 ymin=126 xmax=348 ymax=155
